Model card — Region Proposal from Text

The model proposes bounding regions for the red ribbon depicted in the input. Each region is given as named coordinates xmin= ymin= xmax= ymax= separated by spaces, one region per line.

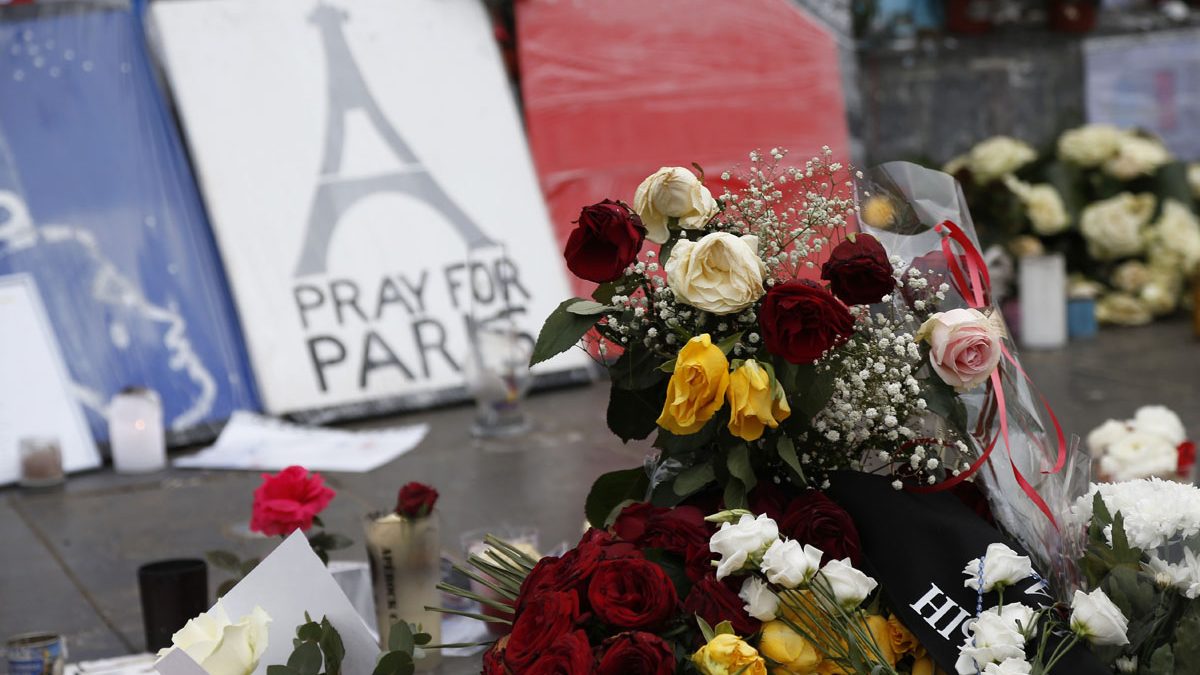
xmin=908 ymin=221 xmax=1067 ymax=529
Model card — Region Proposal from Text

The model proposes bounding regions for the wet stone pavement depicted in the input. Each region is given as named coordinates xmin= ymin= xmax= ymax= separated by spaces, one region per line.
xmin=2 ymin=320 xmax=1198 ymax=673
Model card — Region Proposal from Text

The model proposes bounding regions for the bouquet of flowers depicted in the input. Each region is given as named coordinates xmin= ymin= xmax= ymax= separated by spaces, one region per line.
xmin=941 ymin=128 xmax=1200 ymax=326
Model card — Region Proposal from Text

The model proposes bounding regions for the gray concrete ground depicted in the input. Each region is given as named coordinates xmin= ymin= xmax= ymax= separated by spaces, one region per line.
xmin=2 ymin=320 xmax=1198 ymax=673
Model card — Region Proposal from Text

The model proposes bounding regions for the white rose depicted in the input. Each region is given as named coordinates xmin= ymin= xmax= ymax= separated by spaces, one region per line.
xmin=1086 ymin=419 xmax=1132 ymax=456
xmin=994 ymin=604 xmax=1038 ymax=640
xmin=1133 ymin=405 xmax=1186 ymax=445
xmin=815 ymin=558 xmax=878 ymax=610
xmin=983 ymin=658 xmax=1033 ymax=675
xmin=1003 ymin=177 xmax=1070 ymax=236
xmin=666 ymin=232 xmax=765 ymax=314
xmin=1103 ymin=134 xmax=1172 ymax=181
xmin=157 ymin=602 xmax=271 ymax=675
xmin=1111 ymin=260 xmax=1151 ymax=293
xmin=1189 ymin=163 xmax=1200 ymax=199
xmin=1079 ymin=193 xmax=1156 ymax=261
xmin=633 ymin=166 xmax=719 ymax=244
xmin=967 ymin=136 xmax=1037 ymax=184
xmin=760 ymin=539 xmax=823 ymax=589
xmin=954 ymin=611 xmax=1027 ymax=674
xmin=1070 ymin=588 xmax=1130 ymax=646
xmin=1057 ymin=124 xmax=1124 ymax=167
xmin=1098 ymin=429 xmax=1180 ymax=481
xmin=738 ymin=577 xmax=779 ymax=621
xmin=1147 ymin=199 xmax=1200 ymax=276
xmin=962 ymin=543 xmax=1033 ymax=592
xmin=710 ymin=513 xmax=779 ymax=580
xmin=1096 ymin=292 xmax=1153 ymax=326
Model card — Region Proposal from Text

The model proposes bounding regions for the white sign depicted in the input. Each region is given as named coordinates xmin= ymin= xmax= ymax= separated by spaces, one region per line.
xmin=150 ymin=0 xmax=588 ymax=415
xmin=0 ymin=274 xmax=100 ymax=484
xmin=1085 ymin=30 xmax=1200 ymax=160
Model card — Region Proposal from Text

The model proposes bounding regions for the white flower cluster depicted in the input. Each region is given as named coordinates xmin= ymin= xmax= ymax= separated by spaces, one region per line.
xmin=1057 ymin=124 xmax=1173 ymax=180
xmin=707 ymin=511 xmax=877 ymax=621
xmin=1086 ymin=405 xmax=1188 ymax=482
xmin=1070 ymin=478 xmax=1200 ymax=551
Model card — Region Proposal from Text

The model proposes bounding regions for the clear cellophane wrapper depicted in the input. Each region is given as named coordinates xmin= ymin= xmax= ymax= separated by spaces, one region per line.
xmin=855 ymin=161 xmax=1091 ymax=599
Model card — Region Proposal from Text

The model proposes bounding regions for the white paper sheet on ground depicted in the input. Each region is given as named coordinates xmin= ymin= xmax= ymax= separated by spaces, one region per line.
xmin=174 ymin=411 xmax=427 ymax=472
xmin=155 ymin=532 xmax=381 ymax=675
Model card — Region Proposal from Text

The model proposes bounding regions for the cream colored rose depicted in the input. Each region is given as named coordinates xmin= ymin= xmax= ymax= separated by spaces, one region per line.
xmin=1139 ymin=266 xmax=1182 ymax=316
xmin=1008 ymin=235 xmax=1044 ymax=259
xmin=1095 ymin=292 xmax=1152 ymax=326
xmin=1103 ymin=134 xmax=1172 ymax=181
xmin=1147 ymin=199 xmax=1200 ymax=276
xmin=1189 ymin=163 xmax=1200 ymax=199
xmin=1057 ymin=124 xmax=1123 ymax=167
xmin=157 ymin=602 xmax=271 ymax=675
xmin=633 ymin=167 xmax=719 ymax=244
xmin=1003 ymin=176 xmax=1070 ymax=235
xmin=1111 ymin=260 xmax=1151 ymax=293
xmin=666 ymin=232 xmax=765 ymax=314
xmin=1079 ymin=192 xmax=1155 ymax=261
xmin=967 ymin=136 xmax=1037 ymax=184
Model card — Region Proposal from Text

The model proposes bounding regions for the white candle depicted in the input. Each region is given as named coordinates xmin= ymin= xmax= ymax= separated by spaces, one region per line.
xmin=1019 ymin=254 xmax=1068 ymax=349
xmin=108 ymin=388 xmax=166 ymax=473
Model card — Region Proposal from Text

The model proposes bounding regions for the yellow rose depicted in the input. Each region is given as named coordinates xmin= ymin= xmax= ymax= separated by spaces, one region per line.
xmin=658 ymin=334 xmax=730 ymax=435
xmin=759 ymin=621 xmax=821 ymax=674
xmin=692 ymin=633 xmax=768 ymax=675
xmin=862 ymin=615 xmax=897 ymax=667
xmin=911 ymin=655 xmax=940 ymax=675
xmin=885 ymin=614 xmax=923 ymax=659
xmin=727 ymin=360 xmax=791 ymax=441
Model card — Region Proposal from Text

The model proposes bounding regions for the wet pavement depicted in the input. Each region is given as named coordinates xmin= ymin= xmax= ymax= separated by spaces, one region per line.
xmin=2 ymin=319 xmax=1198 ymax=673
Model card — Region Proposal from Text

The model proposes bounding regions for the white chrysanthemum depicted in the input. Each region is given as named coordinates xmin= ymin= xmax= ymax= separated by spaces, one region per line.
xmin=1071 ymin=478 xmax=1200 ymax=550
xmin=1003 ymin=176 xmax=1070 ymax=236
xmin=1098 ymin=429 xmax=1179 ymax=482
xmin=1133 ymin=405 xmax=1187 ymax=446
xmin=1087 ymin=419 xmax=1131 ymax=456
xmin=1058 ymin=124 xmax=1124 ymax=167
xmin=1079 ymin=192 xmax=1156 ymax=261
xmin=1103 ymin=134 xmax=1172 ymax=181
xmin=967 ymin=136 xmax=1037 ymax=184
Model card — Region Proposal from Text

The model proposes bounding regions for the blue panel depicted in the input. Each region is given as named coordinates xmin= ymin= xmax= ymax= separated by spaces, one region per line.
xmin=0 ymin=5 xmax=259 ymax=443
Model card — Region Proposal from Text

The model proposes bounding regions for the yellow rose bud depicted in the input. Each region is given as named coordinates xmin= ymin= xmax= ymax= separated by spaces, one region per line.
xmin=759 ymin=621 xmax=821 ymax=674
xmin=692 ymin=633 xmax=768 ymax=675
xmin=885 ymin=614 xmax=923 ymax=659
xmin=727 ymin=360 xmax=791 ymax=441
xmin=658 ymin=334 xmax=729 ymax=435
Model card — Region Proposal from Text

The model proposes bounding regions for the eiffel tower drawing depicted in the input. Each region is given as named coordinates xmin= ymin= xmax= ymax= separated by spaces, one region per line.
xmin=293 ymin=3 xmax=496 ymax=277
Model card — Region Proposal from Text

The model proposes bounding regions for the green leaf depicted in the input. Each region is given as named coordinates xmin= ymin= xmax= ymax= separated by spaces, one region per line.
xmin=606 ymin=382 xmax=664 ymax=443
xmin=658 ymin=358 xmax=676 ymax=373
xmin=371 ymin=651 xmax=414 ymax=675
xmin=566 ymin=300 xmax=611 ymax=315
xmin=205 ymin=550 xmax=242 ymax=572
xmin=287 ymin=641 xmax=323 ymax=675
xmin=592 ymin=281 xmax=621 ymax=305
xmin=726 ymin=444 xmax=757 ymax=493
xmin=921 ymin=380 xmax=970 ymax=441
xmin=319 ymin=618 xmax=346 ymax=675
xmin=715 ymin=332 xmax=743 ymax=356
xmin=673 ymin=461 xmax=716 ymax=497
xmin=388 ymin=621 xmax=415 ymax=654
xmin=529 ymin=298 xmax=597 ymax=367
xmin=642 ymin=548 xmax=694 ymax=601
xmin=610 ymin=346 xmax=666 ymax=390
xmin=695 ymin=615 xmax=716 ymax=642
xmin=1174 ymin=610 xmax=1200 ymax=672
xmin=723 ymin=477 xmax=747 ymax=511
xmin=714 ymin=620 xmax=735 ymax=636
xmin=239 ymin=557 xmax=261 ymax=577
xmin=267 ymin=666 xmax=300 ymax=675
xmin=776 ymin=435 xmax=806 ymax=484
xmin=585 ymin=467 xmax=650 ymax=529
xmin=296 ymin=620 xmax=323 ymax=643
xmin=1148 ymin=645 xmax=1175 ymax=674
xmin=784 ymin=362 xmax=835 ymax=420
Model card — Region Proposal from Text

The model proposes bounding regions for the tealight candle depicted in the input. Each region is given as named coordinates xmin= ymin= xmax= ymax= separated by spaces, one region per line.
xmin=18 ymin=437 xmax=65 ymax=487
xmin=108 ymin=387 xmax=166 ymax=473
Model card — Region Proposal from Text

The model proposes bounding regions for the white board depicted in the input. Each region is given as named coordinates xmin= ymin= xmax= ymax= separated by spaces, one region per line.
xmin=1085 ymin=29 xmax=1200 ymax=160
xmin=0 ymin=274 xmax=101 ymax=485
xmin=150 ymin=0 xmax=589 ymax=415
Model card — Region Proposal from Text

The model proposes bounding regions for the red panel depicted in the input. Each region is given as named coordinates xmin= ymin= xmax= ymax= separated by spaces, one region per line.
xmin=518 ymin=0 xmax=850 ymax=296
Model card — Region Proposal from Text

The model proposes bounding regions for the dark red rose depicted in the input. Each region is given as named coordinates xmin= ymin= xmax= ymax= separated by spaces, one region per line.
xmin=580 ymin=527 xmax=643 ymax=560
xmin=780 ymin=491 xmax=862 ymax=567
xmin=820 ymin=233 xmax=895 ymax=306
xmin=564 ymin=199 xmax=646 ymax=283
xmin=504 ymin=591 xmax=581 ymax=671
xmin=525 ymin=630 xmax=594 ymax=675
xmin=759 ymin=280 xmax=854 ymax=364
xmin=596 ymin=631 xmax=675 ymax=675
xmin=748 ymin=482 xmax=791 ymax=522
xmin=614 ymin=503 xmax=710 ymax=555
xmin=515 ymin=556 xmax=566 ymax=616
xmin=683 ymin=574 xmax=760 ymax=637
xmin=482 ymin=636 xmax=509 ymax=674
xmin=395 ymin=482 xmax=438 ymax=518
xmin=587 ymin=558 xmax=679 ymax=631
xmin=249 ymin=465 xmax=336 ymax=536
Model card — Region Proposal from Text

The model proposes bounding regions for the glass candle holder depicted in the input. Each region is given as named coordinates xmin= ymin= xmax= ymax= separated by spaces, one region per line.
xmin=1019 ymin=254 xmax=1068 ymax=349
xmin=463 ymin=324 xmax=533 ymax=438
xmin=18 ymin=437 xmax=64 ymax=488
xmin=108 ymin=387 xmax=166 ymax=474
xmin=364 ymin=511 xmax=442 ymax=670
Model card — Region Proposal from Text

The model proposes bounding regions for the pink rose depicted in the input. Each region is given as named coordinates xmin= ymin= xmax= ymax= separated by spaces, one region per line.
xmin=916 ymin=308 xmax=1002 ymax=391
